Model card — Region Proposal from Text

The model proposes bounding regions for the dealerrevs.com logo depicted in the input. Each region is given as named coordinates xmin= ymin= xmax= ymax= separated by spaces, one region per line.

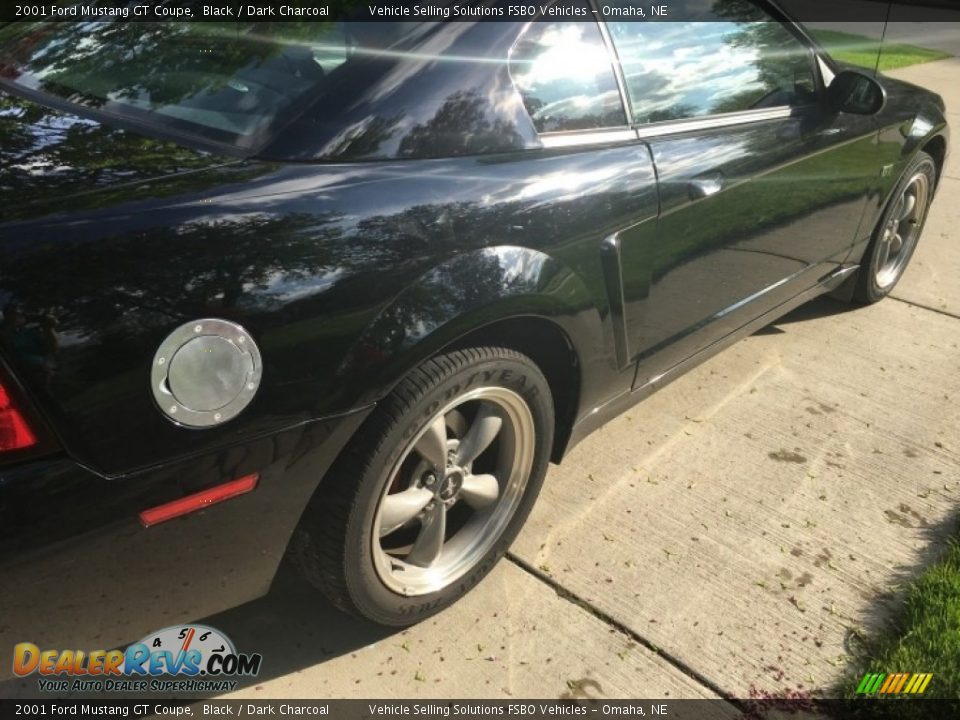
xmin=13 ymin=625 xmax=262 ymax=693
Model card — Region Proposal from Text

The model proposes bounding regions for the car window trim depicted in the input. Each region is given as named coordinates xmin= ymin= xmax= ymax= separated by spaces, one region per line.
xmin=538 ymin=104 xmax=812 ymax=148
xmin=634 ymin=106 xmax=802 ymax=138
xmin=539 ymin=127 xmax=640 ymax=148
xmin=587 ymin=0 xmax=635 ymax=125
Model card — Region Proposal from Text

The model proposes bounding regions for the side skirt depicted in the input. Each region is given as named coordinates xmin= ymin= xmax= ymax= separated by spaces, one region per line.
xmin=562 ymin=264 xmax=859 ymax=456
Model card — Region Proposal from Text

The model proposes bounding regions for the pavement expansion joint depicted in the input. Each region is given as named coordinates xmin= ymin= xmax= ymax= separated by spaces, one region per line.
xmin=505 ymin=551 xmax=738 ymax=703
xmin=889 ymin=295 xmax=960 ymax=321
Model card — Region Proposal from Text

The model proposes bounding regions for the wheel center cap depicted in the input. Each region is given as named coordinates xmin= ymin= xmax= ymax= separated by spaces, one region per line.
xmin=440 ymin=469 xmax=464 ymax=500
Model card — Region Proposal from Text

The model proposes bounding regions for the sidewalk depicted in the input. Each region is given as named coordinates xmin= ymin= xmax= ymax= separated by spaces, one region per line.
xmin=886 ymin=58 xmax=960 ymax=316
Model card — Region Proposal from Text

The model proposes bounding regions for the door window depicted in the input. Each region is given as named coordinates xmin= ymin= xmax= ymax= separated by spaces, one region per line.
xmin=510 ymin=20 xmax=627 ymax=133
xmin=604 ymin=0 xmax=818 ymax=125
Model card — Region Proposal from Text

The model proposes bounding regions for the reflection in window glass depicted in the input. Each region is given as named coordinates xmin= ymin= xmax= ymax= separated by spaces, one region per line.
xmin=510 ymin=21 xmax=626 ymax=133
xmin=605 ymin=0 xmax=817 ymax=124
xmin=0 ymin=21 xmax=434 ymax=149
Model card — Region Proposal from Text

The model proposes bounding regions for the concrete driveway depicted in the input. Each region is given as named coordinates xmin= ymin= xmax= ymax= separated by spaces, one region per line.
xmin=213 ymin=60 xmax=960 ymax=701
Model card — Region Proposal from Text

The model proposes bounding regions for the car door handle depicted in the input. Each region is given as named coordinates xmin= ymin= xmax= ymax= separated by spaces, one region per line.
xmin=688 ymin=171 xmax=725 ymax=200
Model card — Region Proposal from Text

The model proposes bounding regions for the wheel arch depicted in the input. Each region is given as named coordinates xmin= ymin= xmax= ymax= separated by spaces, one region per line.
xmin=334 ymin=245 xmax=609 ymax=463
xmin=898 ymin=98 xmax=948 ymax=185
xmin=867 ymin=129 xmax=945 ymax=252
xmin=445 ymin=316 xmax=581 ymax=463
xmin=832 ymin=135 xmax=941 ymax=303
xmin=921 ymin=133 xmax=948 ymax=189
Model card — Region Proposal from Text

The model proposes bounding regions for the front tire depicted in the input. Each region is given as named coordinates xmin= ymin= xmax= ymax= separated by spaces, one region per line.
xmin=854 ymin=151 xmax=936 ymax=304
xmin=294 ymin=347 xmax=553 ymax=626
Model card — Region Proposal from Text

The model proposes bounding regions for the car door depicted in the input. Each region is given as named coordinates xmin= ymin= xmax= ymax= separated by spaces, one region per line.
xmin=506 ymin=11 xmax=662 ymax=402
xmin=602 ymin=0 xmax=883 ymax=388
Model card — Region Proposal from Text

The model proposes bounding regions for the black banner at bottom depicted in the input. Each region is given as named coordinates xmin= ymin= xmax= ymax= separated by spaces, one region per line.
xmin=2 ymin=699 xmax=959 ymax=720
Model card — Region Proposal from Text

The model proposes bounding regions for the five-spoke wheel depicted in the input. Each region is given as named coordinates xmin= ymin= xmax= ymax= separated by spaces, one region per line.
xmin=874 ymin=171 xmax=929 ymax=290
xmin=855 ymin=151 xmax=936 ymax=304
xmin=372 ymin=388 xmax=534 ymax=595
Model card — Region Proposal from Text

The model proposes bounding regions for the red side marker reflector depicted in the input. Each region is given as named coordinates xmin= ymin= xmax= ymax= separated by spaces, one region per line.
xmin=0 ymin=382 xmax=37 ymax=452
xmin=139 ymin=473 xmax=259 ymax=528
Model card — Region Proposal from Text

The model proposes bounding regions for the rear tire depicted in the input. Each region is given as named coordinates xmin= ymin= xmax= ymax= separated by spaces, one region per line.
xmin=854 ymin=151 xmax=936 ymax=304
xmin=294 ymin=347 xmax=553 ymax=626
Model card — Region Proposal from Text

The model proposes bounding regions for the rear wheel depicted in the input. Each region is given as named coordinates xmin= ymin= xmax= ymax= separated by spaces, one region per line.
xmin=854 ymin=152 xmax=936 ymax=303
xmin=294 ymin=347 xmax=553 ymax=625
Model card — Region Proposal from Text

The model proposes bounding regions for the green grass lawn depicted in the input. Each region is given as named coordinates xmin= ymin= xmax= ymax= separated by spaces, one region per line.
xmin=840 ymin=538 xmax=960 ymax=699
xmin=811 ymin=29 xmax=951 ymax=72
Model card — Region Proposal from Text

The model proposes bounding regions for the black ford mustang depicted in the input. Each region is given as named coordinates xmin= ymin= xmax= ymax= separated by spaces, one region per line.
xmin=0 ymin=1 xmax=949 ymax=647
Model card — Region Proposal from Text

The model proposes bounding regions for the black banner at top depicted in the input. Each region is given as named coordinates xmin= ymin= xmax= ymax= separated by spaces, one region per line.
xmin=2 ymin=0 xmax=960 ymax=24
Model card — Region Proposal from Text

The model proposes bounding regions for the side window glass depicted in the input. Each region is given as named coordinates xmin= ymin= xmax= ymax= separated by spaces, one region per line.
xmin=605 ymin=0 xmax=817 ymax=125
xmin=510 ymin=20 xmax=627 ymax=133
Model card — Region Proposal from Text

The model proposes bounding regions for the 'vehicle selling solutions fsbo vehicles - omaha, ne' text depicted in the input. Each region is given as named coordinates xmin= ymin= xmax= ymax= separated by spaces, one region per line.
xmin=0 ymin=0 xmax=949 ymax=648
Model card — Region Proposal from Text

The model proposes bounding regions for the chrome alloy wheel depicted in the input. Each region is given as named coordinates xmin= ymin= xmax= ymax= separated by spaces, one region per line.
xmin=875 ymin=172 xmax=930 ymax=289
xmin=371 ymin=387 xmax=535 ymax=596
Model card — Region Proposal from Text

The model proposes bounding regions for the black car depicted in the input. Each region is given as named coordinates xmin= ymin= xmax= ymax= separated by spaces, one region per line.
xmin=0 ymin=0 xmax=949 ymax=643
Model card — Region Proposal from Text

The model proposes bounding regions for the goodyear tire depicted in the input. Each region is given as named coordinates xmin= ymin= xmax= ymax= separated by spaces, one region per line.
xmin=294 ymin=347 xmax=553 ymax=625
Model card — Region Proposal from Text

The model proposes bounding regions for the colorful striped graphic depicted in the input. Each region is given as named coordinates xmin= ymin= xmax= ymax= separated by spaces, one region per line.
xmin=856 ymin=672 xmax=933 ymax=695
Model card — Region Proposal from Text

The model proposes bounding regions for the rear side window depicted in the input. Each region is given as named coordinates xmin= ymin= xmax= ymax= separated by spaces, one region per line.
xmin=605 ymin=0 xmax=818 ymax=125
xmin=0 ymin=20 xmax=436 ymax=152
xmin=510 ymin=20 xmax=627 ymax=133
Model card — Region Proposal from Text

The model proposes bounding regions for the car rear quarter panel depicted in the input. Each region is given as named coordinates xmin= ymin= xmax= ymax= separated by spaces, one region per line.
xmin=0 ymin=143 xmax=661 ymax=653
xmin=0 ymin=145 xmax=657 ymax=477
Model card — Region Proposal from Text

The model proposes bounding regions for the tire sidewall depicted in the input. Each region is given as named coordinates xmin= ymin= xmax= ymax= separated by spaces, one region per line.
xmin=344 ymin=353 xmax=554 ymax=625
